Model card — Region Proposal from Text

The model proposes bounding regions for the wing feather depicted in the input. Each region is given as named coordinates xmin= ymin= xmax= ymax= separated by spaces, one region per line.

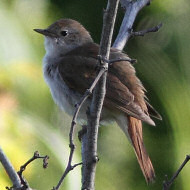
xmin=57 ymin=42 xmax=159 ymax=124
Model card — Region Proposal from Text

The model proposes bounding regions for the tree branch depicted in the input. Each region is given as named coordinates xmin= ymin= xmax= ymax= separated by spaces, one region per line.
xmin=113 ymin=0 xmax=151 ymax=50
xmin=163 ymin=155 xmax=190 ymax=190
xmin=81 ymin=0 xmax=119 ymax=189
xmin=0 ymin=147 xmax=22 ymax=189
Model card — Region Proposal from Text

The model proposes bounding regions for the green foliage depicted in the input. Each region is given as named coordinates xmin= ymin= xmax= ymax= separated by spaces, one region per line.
xmin=0 ymin=0 xmax=190 ymax=189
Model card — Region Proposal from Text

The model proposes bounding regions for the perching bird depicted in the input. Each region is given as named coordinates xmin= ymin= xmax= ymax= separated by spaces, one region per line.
xmin=34 ymin=19 xmax=162 ymax=183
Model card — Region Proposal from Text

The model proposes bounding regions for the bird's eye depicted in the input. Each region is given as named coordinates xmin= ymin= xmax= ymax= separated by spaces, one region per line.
xmin=60 ymin=30 xmax=68 ymax=36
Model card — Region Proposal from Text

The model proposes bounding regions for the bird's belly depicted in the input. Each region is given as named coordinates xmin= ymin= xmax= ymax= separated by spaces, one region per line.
xmin=49 ymin=77 xmax=76 ymax=115
xmin=43 ymin=63 xmax=90 ymax=124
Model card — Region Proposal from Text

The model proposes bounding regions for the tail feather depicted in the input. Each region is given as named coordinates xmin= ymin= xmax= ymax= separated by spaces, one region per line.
xmin=128 ymin=116 xmax=155 ymax=183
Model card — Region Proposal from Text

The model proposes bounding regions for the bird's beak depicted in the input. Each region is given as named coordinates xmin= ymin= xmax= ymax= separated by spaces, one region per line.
xmin=33 ymin=29 xmax=56 ymax=37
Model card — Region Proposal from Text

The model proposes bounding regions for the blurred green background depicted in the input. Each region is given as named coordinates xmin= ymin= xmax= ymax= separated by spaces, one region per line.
xmin=0 ymin=0 xmax=190 ymax=189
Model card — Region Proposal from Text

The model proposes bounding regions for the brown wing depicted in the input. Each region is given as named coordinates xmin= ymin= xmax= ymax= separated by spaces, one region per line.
xmin=58 ymin=55 xmax=96 ymax=94
xmin=58 ymin=42 xmax=160 ymax=124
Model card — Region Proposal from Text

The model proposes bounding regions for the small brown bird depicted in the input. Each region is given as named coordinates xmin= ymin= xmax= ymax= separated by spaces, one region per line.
xmin=34 ymin=19 xmax=162 ymax=183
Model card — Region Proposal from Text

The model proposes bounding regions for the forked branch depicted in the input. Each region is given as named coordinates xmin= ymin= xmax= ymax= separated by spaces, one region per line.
xmin=0 ymin=149 xmax=48 ymax=190
xmin=17 ymin=151 xmax=49 ymax=189
xmin=113 ymin=0 xmax=162 ymax=50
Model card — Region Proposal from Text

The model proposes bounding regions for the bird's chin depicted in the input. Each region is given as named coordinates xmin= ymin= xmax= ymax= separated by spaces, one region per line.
xmin=44 ymin=37 xmax=62 ymax=57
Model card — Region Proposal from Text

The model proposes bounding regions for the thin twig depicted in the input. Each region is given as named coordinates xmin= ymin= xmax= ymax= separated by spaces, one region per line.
xmin=163 ymin=155 xmax=190 ymax=190
xmin=17 ymin=151 xmax=49 ymax=189
xmin=108 ymin=57 xmax=137 ymax=64
xmin=54 ymin=64 xmax=107 ymax=190
xmin=0 ymin=147 xmax=22 ymax=189
xmin=131 ymin=23 xmax=163 ymax=37
xmin=98 ymin=54 xmax=137 ymax=64
xmin=52 ymin=162 xmax=82 ymax=190
xmin=18 ymin=151 xmax=49 ymax=176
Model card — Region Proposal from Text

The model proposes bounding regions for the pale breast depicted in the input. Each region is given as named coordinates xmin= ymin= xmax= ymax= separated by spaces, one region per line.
xmin=43 ymin=56 xmax=90 ymax=123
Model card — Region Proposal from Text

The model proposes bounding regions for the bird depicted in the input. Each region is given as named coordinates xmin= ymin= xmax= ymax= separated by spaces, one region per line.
xmin=34 ymin=18 xmax=162 ymax=183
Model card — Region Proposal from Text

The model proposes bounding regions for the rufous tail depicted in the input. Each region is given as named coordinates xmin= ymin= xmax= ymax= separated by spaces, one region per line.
xmin=128 ymin=116 xmax=155 ymax=183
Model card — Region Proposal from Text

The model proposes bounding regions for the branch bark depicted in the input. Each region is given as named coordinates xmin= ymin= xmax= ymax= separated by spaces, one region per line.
xmin=81 ymin=0 xmax=119 ymax=189
xmin=0 ymin=147 xmax=22 ymax=189
xmin=113 ymin=0 xmax=150 ymax=50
